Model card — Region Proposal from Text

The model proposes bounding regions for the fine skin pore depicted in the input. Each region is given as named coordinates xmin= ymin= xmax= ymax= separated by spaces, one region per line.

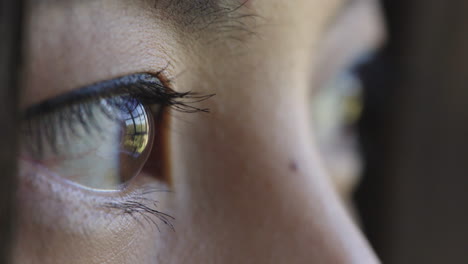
xmin=14 ymin=0 xmax=385 ymax=263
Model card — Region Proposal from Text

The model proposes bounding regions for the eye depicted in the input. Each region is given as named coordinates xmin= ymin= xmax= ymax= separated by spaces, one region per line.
xmin=20 ymin=73 xmax=211 ymax=191
xmin=311 ymin=55 xmax=373 ymax=197
xmin=313 ymin=66 xmax=364 ymax=149
xmin=23 ymin=96 xmax=155 ymax=191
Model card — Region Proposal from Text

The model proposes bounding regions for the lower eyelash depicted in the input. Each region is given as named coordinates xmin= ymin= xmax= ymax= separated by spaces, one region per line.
xmin=19 ymin=163 xmax=175 ymax=232
xmin=104 ymin=201 xmax=175 ymax=232
xmin=102 ymin=187 xmax=175 ymax=232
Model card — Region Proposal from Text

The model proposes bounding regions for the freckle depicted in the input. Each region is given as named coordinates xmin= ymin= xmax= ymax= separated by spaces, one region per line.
xmin=289 ymin=161 xmax=298 ymax=172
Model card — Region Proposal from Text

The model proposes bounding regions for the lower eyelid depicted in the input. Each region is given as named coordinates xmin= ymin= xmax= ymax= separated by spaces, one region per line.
xmin=18 ymin=160 xmax=174 ymax=230
xmin=15 ymin=168 xmax=169 ymax=261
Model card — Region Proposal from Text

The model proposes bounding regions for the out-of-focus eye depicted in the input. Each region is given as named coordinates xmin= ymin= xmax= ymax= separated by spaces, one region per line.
xmin=21 ymin=94 xmax=156 ymax=191
xmin=311 ymin=0 xmax=385 ymax=201
xmin=313 ymin=69 xmax=363 ymax=149
xmin=311 ymin=62 xmax=367 ymax=199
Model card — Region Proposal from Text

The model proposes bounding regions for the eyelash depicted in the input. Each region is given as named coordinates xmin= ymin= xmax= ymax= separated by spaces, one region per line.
xmin=22 ymin=72 xmax=213 ymax=157
xmin=103 ymin=189 xmax=176 ymax=232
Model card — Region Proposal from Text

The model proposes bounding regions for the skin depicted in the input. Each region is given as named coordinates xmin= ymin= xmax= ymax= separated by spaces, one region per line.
xmin=13 ymin=0 xmax=385 ymax=263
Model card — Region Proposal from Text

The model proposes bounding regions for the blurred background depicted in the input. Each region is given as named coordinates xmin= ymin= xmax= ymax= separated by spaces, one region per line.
xmin=355 ymin=0 xmax=468 ymax=263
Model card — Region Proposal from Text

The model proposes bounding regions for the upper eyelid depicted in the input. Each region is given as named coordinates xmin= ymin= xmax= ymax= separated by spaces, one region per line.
xmin=21 ymin=72 xmax=213 ymax=160
xmin=23 ymin=73 xmax=215 ymax=120
xmin=23 ymin=1 xmax=255 ymax=110
xmin=23 ymin=73 xmax=167 ymax=118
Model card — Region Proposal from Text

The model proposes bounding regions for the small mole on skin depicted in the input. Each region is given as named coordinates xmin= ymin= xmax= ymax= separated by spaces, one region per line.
xmin=289 ymin=161 xmax=299 ymax=172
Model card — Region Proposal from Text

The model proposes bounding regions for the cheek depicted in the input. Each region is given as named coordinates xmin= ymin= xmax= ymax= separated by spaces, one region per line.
xmin=164 ymin=73 xmax=339 ymax=260
xmin=11 ymin=163 xmax=165 ymax=264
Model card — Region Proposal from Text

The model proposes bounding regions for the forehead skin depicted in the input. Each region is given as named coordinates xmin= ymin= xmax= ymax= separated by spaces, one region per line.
xmin=15 ymin=0 xmax=381 ymax=263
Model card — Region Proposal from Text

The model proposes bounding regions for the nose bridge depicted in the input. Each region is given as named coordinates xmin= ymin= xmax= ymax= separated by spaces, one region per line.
xmin=172 ymin=23 xmax=378 ymax=261
xmin=238 ymin=107 xmax=379 ymax=263
xmin=173 ymin=91 xmax=379 ymax=263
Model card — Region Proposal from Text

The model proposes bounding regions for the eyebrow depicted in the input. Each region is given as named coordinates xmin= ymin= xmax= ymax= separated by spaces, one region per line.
xmin=147 ymin=0 xmax=254 ymax=32
xmin=152 ymin=0 xmax=220 ymax=18
xmin=34 ymin=0 xmax=253 ymax=31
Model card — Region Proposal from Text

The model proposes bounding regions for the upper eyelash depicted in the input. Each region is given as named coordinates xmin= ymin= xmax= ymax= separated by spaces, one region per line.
xmin=24 ymin=72 xmax=213 ymax=119
xmin=22 ymin=72 xmax=214 ymax=156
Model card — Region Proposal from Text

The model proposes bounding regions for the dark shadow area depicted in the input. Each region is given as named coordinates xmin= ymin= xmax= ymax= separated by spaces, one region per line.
xmin=355 ymin=0 xmax=468 ymax=263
